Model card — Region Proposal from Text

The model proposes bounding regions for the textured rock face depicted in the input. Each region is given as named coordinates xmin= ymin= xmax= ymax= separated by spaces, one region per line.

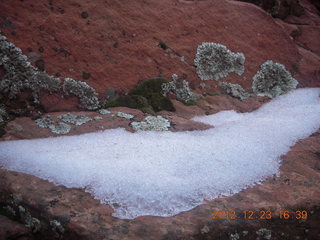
xmin=235 ymin=0 xmax=305 ymax=19
xmin=0 ymin=0 xmax=306 ymax=111
xmin=0 ymin=215 xmax=33 ymax=240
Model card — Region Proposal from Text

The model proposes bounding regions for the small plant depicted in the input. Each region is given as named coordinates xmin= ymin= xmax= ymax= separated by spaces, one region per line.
xmin=130 ymin=78 xmax=175 ymax=112
xmin=105 ymin=95 xmax=155 ymax=115
xmin=104 ymin=78 xmax=175 ymax=114
xmin=218 ymin=81 xmax=250 ymax=100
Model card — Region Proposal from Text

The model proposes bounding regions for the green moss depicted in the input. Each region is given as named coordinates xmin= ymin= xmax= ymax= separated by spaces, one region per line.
xmin=104 ymin=78 xmax=175 ymax=113
xmin=149 ymin=93 xmax=175 ymax=112
xmin=105 ymin=95 xmax=147 ymax=108
xmin=131 ymin=78 xmax=175 ymax=112
xmin=131 ymin=78 xmax=168 ymax=96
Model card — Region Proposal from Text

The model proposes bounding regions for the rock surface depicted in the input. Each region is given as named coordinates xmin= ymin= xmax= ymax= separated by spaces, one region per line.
xmin=0 ymin=215 xmax=33 ymax=240
xmin=1 ymin=0 xmax=315 ymax=111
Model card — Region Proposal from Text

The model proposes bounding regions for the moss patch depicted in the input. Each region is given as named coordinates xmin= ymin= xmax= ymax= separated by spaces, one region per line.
xmin=104 ymin=78 xmax=175 ymax=114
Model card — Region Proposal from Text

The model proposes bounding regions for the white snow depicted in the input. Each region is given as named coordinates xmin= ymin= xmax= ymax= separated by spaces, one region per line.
xmin=0 ymin=88 xmax=320 ymax=219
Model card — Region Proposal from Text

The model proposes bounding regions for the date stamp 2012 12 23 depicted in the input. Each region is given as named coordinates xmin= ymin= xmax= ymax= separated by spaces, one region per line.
xmin=211 ymin=210 xmax=308 ymax=220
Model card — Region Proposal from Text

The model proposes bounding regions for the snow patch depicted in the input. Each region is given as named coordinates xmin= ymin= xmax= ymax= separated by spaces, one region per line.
xmin=0 ymin=88 xmax=320 ymax=219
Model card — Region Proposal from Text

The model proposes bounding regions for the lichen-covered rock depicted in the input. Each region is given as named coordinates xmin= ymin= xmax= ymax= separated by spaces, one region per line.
xmin=35 ymin=116 xmax=54 ymax=129
xmin=19 ymin=206 xmax=41 ymax=233
xmin=98 ymin=109 xmax=111 ymax=115
xmin=0 ymin=106 xmax=7 ymax=124
xmin=0 ymin=33 xmax=60 ymax=100
xmin=35 ymin=116 xmax=71 ymax=134
xmin=256 ymin=228 xmax=272 ymax=240
xmin=58 ymin=113 xmax=92 ymax=126
xmin=48 ymin=122 xmax=71 ymax=135
xmin=194 ymin=42 xmax=245 ymax=81
xmin=218 ymin=81 xmax=250 ymax=101
xmin=50 ymin=220 xmax=65 ymax=235
xmin=63 ymin=77 xmax=99 ymax=110
xmin=116 ymin=112 xmax=134 ymax=120
xmin=252 ymin=60 xmax=299 ymax=98
xmin=162 ymin=77 xmax=201 ymax=105
xmin=130 ymin=116 xmax=170 ymax=131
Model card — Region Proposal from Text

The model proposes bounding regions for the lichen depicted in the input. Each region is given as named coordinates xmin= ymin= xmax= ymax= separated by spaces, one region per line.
xmin=229 ymin=232 xmax=240 ymax=240
xmin=0 ymin=106 xmax=8 ymax=137
xmin=58 ymin=113 xmax=92 ymax=126
xmin=0 ymin=106 xmax=7 ymax=123
xmin=200 ymin=225 xmax=210 ymax=234
xmin=48 ymin=122 xmax=71 ymax=134
xmin=94 ymin=116 xmax=103 ymax=120
xmin=194 ymin=42 xmax=245 ymax=81
xmin=50 ymin=220 xmax=65 ymax=234
xmin=35 ymin=116 xmax=54 ymax=128
xmin=218 ymin=81 xmax=250 ymax=100
xmin=256 ymin=228 xmax=272 ymax=240
xmin=162 ymin=76 xmax=201 ymax=105
xmin=0 ymin=32 xmax=101 ymax=110
xmin=63 ymin=77 xmax=99 ymax=110
xmin=98 ymin=109 xmax=111 ymax=115
xmin=117 ymin=112 xmax=134 ymax=120
xmin=35 ymin=116 xmax=71 ymax=134
xmin=19 ymin=208 xmax=41 ymax=233
xmin=0 ymin=33 xmax=60 ymax=100
xmin=130 ymin=116 xmax=170 ymax=131
xmin=252 ymin=60 xmax=299 ymax=98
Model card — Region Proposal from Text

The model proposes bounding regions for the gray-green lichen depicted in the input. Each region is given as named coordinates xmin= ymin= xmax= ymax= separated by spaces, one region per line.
xmin=0 ymin=33 xmax=60 ymax=100
xmin=94 ymin=116 xmax=103 ymax=120
xmin=162 ymin=76 xmax=201 ymax=105
xmin=49 ymin=122 xmax=71 ymax=134
xmin=0 ymin=106 xmax=7 ymax=123
xmin=194 ymin=42 xmax=245 ymax=81
xmin=1 ymin=32 xmax=100 ymax=110
xmin=130 ymin=116 xmax=170 ymax=131
xmin=229 ymin=232 xmax=240 ymax=240
xmin=218 ymin=81 xmax=250 ymax=100
xmin=200 ymin=225 xmax=210 ymax=234
xmin=116 ymin=112 xmax=134 ymax=120
xmin=63 ymin=77 xmax=99 ymax=110
xmin=50 ymin=220 xmax=65 ymax=234
xmin=19 ymin=205 xmax=41 ymax=233
xmin=256 ymin=228 xmax=272 ymax=240
xmin=35 ymin=116 xmax=71 ymax=134
xmin=58 ymin=113 xmax=92 ymax=126
xmin=252 ymin=60 xmax=299 ymax=98
xmin=98 ymin=109 xmax=111 ymax=115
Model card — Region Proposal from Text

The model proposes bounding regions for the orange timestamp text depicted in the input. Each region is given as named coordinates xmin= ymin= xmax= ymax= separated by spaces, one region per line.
xmin=211 ymin=210 xmax=308 ymax=220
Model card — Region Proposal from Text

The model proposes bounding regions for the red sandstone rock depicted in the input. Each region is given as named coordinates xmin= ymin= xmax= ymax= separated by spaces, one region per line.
xmin=0 ymin=0 xmax=302 ymax=111
xmin=0 ymin=215 xmax=33 ymax=240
